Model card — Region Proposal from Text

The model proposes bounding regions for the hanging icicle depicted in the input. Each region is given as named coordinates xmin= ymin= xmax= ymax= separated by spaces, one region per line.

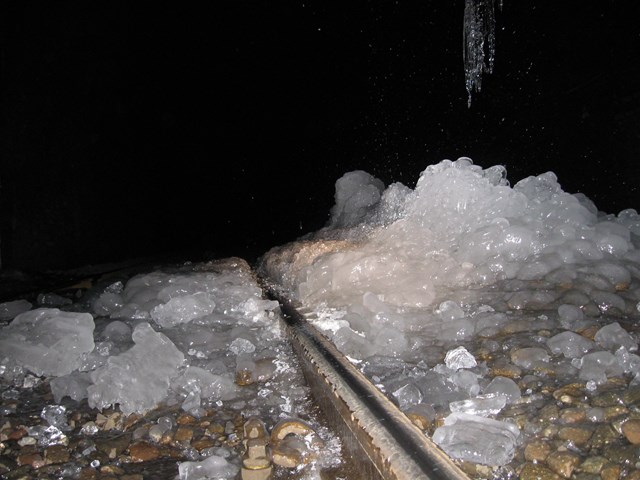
xmin=463 ymin=0 xmax=501 ymax=107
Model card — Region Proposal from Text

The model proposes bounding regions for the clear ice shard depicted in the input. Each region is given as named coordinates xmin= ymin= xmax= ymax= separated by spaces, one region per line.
xmin=433 ymin=412 xmax=519 ymax=466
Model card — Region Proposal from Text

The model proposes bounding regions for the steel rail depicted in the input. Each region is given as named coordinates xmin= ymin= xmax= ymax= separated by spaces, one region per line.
xmin=263 ymin=285 xmax=470 ymax=480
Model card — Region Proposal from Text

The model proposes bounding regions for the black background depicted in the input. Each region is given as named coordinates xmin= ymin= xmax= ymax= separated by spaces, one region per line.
xmin=2 ymin=1 xmax=639 ymax=272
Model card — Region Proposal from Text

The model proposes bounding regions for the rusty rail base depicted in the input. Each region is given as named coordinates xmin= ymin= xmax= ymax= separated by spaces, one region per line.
xmin=267 ymin=289 xmax=470 ymax=480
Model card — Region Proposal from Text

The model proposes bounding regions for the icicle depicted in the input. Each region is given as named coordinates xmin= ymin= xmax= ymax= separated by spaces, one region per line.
xmin=463 ymin=0 xmax=500 ymax=107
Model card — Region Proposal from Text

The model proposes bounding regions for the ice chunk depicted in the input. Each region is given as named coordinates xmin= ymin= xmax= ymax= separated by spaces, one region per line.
xmin=151 ymin=292 xmax=215 ymax=328
xmin=0 ymin=299 xmax=32 ymax=321
xmin=445 ymin=346 xmax=477 ymax=370
xmin=450 ymin=369 xmax=480 ymax=397
xmin=87 ymin=322 xmax=185 ymax=415
xmin=388 ymin=379 xmax=422 ymax=410
xmin=328 ymin=170 xmax=385 ymax=228
xmin=101 ymin=320 xmax=132 ymax=342
xmin=172 ymin=366 xmax=237 ymax=404
xmin=483 ymin=376 xmax=521 ymax=404
xmin=557 ymin=304 xmax=584 ymax=330
xmin=177 ymin=454 xmax=239 ymax=480
xmin=433 ymin=412 xmax=520 ymax=466
xmin=594 ymin=322 xmax=637 ymax=352
xmin=41 ymin=405 xmax=70 ymax=431
xmin=50 ymin=371 xmax=92 ymax=403
xmin=615 ymin=347 xmax=640 ymax=374
xmin=228 ymin=337 xmax=256 ymax=355
xmin=37 ymin=293 xmax=72 ymax=307
xmin=92 ymin=292 xmax=125 ymax=316
xmin=0 ymin=308 xmax=95 ymax=377
xmin=547 ymin=331 xmax=595 ymax=358
xmin=510 ymin=347 xmax=549 ymax=369
xmin=449 ymin=393 xmax=506 ymax=416
xmin=575 ymin=351 xmax=624 ymax=384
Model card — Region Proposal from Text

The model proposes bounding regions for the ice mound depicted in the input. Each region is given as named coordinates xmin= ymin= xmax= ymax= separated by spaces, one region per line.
xmin=87 ymin=322 xmax=185 ymax=415
xmin=0 ymin=308 xmax=95 ymax=377
xmin=259 ymin=158 xmax=640 ymax=311
xmin=258 ymin=157 xmax=640 ymax=465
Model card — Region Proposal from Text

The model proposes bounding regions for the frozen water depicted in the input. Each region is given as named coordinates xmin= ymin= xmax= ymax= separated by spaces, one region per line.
xmin=177 ymin=454 xmax=239 ymax=480
xmin=449 ymin=393 xmax=506 ymax=416
xmin=483 ymin=376 xmax=520 ymax=404
xmin=433 ymin=412 xmax=520 ymax=465
xmin=88 ymin=322 xmax=185 ymax=415
xmin=463 ymin=0 xmax=498 ymax=107
xmin=546 ymin=331 xmax=595 ymax=358
xmin=510 ymin=347 xmax=550 ymax=369
xmin=257 ymin=157 xmax=640 ymax=469
xmin=0 ymin=308 xmax=95 ymax=377
xmin=594 ymin=322 xmax=638 ymax=352
xmin=444 ymin=346 xmax=477 ymax=370
xmin=50 ymin=371 xmax=92 ymax=403
xmin=0 ymin=299 xmax=32 ymax=321
xmin=151 ymin=292 xmax=216 ymax=327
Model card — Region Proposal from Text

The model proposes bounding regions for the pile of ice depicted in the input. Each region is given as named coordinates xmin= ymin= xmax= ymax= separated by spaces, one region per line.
xmin=258 ymin=158 xmax=640 ymax=465
xmin=0 ymin=258 xmax=289 ymax=418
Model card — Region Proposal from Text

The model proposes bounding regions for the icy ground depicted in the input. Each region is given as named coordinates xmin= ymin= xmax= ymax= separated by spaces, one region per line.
xmin=258 ymin=158 xmax=640 ymax=470
xmin=0 ymin=258 xmax=343 ymax=479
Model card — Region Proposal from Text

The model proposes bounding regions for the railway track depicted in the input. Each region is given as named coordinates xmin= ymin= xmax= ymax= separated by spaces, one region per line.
xmin=263 ymin=281 xmax=470 ymax=480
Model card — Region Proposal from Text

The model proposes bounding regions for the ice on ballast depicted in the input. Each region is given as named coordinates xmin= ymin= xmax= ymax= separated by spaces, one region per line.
xmin=546 ymin=331 xmax=595 ymax=358
xmin=444 ymin=346 xmax=477 ymax=370
xmin=433 ymin=412 xmax=520 ymax=466
xmin=177 ymin=453 xmax=239 ymax=480
xmin=50 ymin=371 xmax=92 ymax=403
xmin=88 ymin=322 xmax=185 ymax=415
xmin=509 ymin=347 xmax=550 ymax=369
xmin=594 ymin=322 xmax=638 ymax=351
xmin=483 ymin=376 xmax=521 ymax=404
xmin=0 ymin=308 xmax=95 ymax=377
xmin=151 ymin=292 xmax=216 ymax=327
xmin=0 ymin=299 xmax=32 ymax=321
xmin=449 ymin=393 xmax=506 ymax=416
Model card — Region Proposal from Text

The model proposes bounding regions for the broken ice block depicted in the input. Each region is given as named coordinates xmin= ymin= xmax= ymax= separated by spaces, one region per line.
xmin=0 ymin=308 xmax=95 ymax=377
xmin=87 ymin=322 xmax=184 ymax=415
xmin=151 ymin=292 xmax=216 ymax=328
xmin=433 ymin=412 xmax=520 ymax=465
xmin=445 ymin=346 xmax=477 ymax=370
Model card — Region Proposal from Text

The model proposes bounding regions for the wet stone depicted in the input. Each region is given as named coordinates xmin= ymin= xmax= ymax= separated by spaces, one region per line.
xmin=44 ymin=444 xmax=70 ymax=464
xmin=95 ymin=433 xmax=132 ymax=459
xmin=592 ymin=392 xmax=625 ymax=408
xmin=0 ymin=454 xmax=17 ymax=473
xmin=559 ymin=407 xmax=587 ymax=424
xmin=546 ymin=450 xmax=581 ymax=478
xmin=538 ymin=404 xmax=561 ymax=424
xmin=625 ymin=470 xmax=640 ymax=480
xmin=602 ymin=444 xmax=640 ymax=466
xmin=16 ymin=451 xmax=45 ymax=469
xmin=602 ymin=406 xmax=629 ymax=421
xmin=524 ymin=438 xmax=552 ymax=462
xmin=623 ymin=386 xmax=640 ymax=406
xmin=557 ymin=426 xmax=593 ymax=446
xmin=600 ymin=463 xmax=623 ymax=480
xmin=589 ymin=424 xmax=621 ymax=449
xmin=621 ymin=418 xmax=640 ymax=444
xmin=191 ymin=436 xmax=216 ymax=451
xmin=578 ymin=455 xmax=608 ymax=474
xmin=519 ymin=462 xmax=562 ymax=480
xmin=173 ymin=426 xmax=194 ymax=443
xmin=128 ymin=441 xmax=161 ymax=462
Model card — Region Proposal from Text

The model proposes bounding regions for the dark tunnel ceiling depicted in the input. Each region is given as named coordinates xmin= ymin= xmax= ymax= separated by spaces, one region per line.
xmin=1 ymin=1 xmax=639 ymax=272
